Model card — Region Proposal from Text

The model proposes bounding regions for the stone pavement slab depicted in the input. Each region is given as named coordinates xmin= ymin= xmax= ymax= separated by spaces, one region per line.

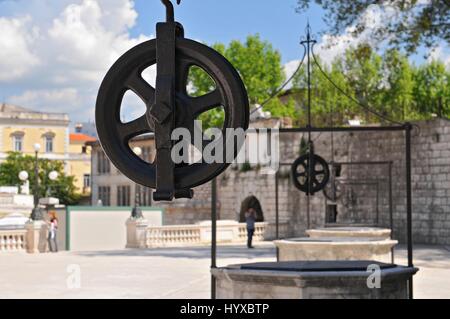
xmin=0 ymin=243 xmax=449 ymax=299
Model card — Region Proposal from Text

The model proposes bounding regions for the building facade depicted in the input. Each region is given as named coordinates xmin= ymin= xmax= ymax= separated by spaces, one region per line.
xmin=0 ymin=104 xmax=94 ymax=197
xmin=89 ymin=134 xmax=156 ymax=207
xmin=0 ymin=104 xmax=70 ymax=161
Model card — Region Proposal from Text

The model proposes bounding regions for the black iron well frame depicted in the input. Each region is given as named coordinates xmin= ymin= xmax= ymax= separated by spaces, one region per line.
xmin=210 ymin=123 xmax=414 ymax=299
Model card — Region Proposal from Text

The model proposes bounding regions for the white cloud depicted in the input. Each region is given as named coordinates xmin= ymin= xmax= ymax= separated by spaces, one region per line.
xmin=0 ymin=0 xmax=152 ymax=123
xmin=9 ymin=88 xmax=81 ymax=111
xmin=313 ymin=4 xmax=393 ymax=65
xmin=0 ymin=16 xmax=40 ymax=81
xmin=429 ymin=45 xmax=450 ymax=68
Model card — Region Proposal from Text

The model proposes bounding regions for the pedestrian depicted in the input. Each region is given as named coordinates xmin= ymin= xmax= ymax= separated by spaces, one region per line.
xmin=47 ymin=212 xmax=58 ymax=253
xmin=245 ymin=208 xmax=256 ymax=249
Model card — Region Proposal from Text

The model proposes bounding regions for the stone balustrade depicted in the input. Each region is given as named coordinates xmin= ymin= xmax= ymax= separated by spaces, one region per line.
xmin=0 ymin=229 xmax=27 ymax=252
xmin=146 ymin=224 xmax=202 ymax=247
xmin=128 ymin=220 xmax=288 ymax=248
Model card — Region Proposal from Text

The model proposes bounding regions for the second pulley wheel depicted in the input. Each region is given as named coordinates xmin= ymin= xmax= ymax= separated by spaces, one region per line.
xmin=291 ymin=154 xmax=330 ymax=195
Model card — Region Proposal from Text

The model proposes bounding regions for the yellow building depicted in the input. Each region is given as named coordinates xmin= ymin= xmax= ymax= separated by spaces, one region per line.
xmin=0 ymin=103 xmax=94 ymax=196
xmin=0 ymin=104 xmax=69 ymax=158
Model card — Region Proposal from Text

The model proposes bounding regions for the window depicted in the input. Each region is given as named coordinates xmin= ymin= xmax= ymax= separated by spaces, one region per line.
xmin=98 ymin=186 xmax=111 ymax=206
xmin=142 ymin=146 xmax=152 ymax=162
xmin=45 ymin=136 xmax=54 ymax=153
xmin=117 ymin=185 xmax=131 ymax=206
xmin=136 ymin=185 xmax=152 ymax=206
xmin=97 ymin=151 xmax=111 ymax=174
xmin=13 ymin=135 xmax=23 ymax=152
xmin=83 ymin=174 xmax=91 ymax=188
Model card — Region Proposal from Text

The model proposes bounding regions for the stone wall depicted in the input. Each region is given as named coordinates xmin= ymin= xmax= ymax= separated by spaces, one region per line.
xmin=212 ymin=119 xmax=450 ymax=245
xmin=90 ymin=117 xmax=450 ymax=245
xmin=160 ymin=183 xmax=212 ymax=226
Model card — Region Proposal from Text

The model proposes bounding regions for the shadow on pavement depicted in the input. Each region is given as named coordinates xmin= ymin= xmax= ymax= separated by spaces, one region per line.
xmin=395 ymin=245 xmax=450 ymax=268
xmin=74 ymin=244 xmax=277 ymax=260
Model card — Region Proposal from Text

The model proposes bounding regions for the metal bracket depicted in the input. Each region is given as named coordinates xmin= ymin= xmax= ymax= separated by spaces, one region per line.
xmin=152 ymin=22 xmax=177 ymax=201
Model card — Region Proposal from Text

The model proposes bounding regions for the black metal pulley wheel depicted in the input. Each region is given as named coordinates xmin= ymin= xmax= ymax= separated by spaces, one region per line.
xmin=291 ymin=154 xmax=330 ymax=195
xmin=96 ymin=0 xmax=249 ymax=201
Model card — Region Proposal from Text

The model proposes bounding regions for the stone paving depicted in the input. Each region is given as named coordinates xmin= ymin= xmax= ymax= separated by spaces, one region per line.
xmin=0 ymin=243 xmax=449 ymax=299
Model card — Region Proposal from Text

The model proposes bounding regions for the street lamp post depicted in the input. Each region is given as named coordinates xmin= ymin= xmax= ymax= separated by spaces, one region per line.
xmin=30 ymin=143 xmax=43 ymax=221
xmin=47 ymin=170 xmax=58 ymax=196
xmin=18 ymin=170 xmax=29 ymax=195
xmin=132 ymin=147 xmax=144 ymax=219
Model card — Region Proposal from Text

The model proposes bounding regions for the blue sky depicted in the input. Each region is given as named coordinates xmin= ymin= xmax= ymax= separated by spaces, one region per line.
xmin=131 ymin=0 xmax=324 ymax=64
xmin=0 ymin=0 xmax=448 ymax=124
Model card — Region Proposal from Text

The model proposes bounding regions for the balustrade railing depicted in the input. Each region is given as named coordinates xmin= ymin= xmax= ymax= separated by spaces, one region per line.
xmin=144 ymin=222 xmax=289 ymax=248
xmin=0 ymin=229 xmax=27 ymax=252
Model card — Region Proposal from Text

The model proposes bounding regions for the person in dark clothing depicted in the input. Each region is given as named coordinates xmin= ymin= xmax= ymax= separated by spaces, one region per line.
xmin=245 ymin=208 xmax=256 ymax=249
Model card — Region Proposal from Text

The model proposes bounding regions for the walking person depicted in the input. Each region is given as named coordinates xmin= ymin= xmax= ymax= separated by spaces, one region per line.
xmin=47 ymin=212 xmax=58 ymax=253
xmin=245 ymin=208 xmax=256 ymax=249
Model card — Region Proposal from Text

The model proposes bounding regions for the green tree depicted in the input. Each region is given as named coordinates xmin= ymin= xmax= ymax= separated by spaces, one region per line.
xmin=0 ymin=152 xmax=81 ymax=205
xmin=413 ymin=60 xmax=450 ymax=117
xmin=340 ymin=44 xmax=384 ymax=123
xmin=189 ymin=35 xmax=286 ymax=128
xmin=296 ymin=0 xmax=450 ymax=54
xmin=382 ymin=49 xmax=416 ymax=120
xmin=292 ymin=54 xmax=355 ymax=126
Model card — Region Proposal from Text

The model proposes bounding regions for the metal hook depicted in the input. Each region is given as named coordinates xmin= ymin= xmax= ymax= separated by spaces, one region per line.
xmin=161 ymin=0 xmax=181 ymax=22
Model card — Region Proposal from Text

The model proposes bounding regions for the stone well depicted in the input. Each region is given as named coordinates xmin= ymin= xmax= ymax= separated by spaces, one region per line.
xmin=306 ymin=227 xmax=392 ymax=240
xmin=212 ymin=261 xmax=418 ymax=299
xmin=274 ymin=237 xmax=397 ymax=263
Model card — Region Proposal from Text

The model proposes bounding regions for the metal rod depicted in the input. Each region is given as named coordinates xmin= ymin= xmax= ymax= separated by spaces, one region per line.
xmin=306 ymin=194 xmax=311 ymax=229
xmin=34 ymin=150 xmax=39 ymax=208
xmin=279 ymin=161 xmax=394 ymax=167
xmin=211 ymin=178 xmax=217 ymax=300
xmin=275 ymin=171 xmax=279 ymax=240
xmin=333 ymin=161 xmax=394 ymax=166
xmin=389 ymin=162 xmax=395 ymax=264
xmin=249 ymin=126 xmax=406 ymax=134
xmin=275 ymin=171 xmax=280 ymax=261
xmin=376 ymin=182 xmax=380 ymax=226
xmin=405 ymin=124 xmax=414 ymax=299
xmin=306 ymin=27 xmax=312 ymax=143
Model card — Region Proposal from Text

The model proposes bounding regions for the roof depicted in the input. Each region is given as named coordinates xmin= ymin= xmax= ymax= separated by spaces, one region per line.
xmin=0 ymin=103 xmax=69 ymax=123
xmin=0 ymin=104 xmax=33 ymax=113
xmin=70 ymin=133 xmax=97 ymax=143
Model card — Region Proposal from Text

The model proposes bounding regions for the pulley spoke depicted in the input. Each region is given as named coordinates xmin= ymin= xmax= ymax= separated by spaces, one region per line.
xmin=126 ymin=74 xmax=156 ymax=104
xmin=190 ymin=89 xmax=223 ymax=118
xmin=296 ymin=171 xmax=306 ymax=177
xmin=118 ymin=115 xmax=152 ymax=141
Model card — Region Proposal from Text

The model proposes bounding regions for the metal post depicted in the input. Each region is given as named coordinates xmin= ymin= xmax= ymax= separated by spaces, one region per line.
xmin=376 ymin=182 xmax=380 ymax=226
xmin=389 ymin=162 xmax=395 ymax=264
xmin=306 ymin=195 xmax=311 ymax=229
xmin=211 ymin=178 xmax=217 ymax=299
xmin=275 ymin=171 xmax=279 ymax=240
xmin=275 ymin=171 xmax=280 ymax=261
xmin=30 ymin=150 xmax=42 ymax=221
xmin=34 ymin=150 xmax=39 ymax=208
xmin=405 ymin=124 xmax=414 ymax=299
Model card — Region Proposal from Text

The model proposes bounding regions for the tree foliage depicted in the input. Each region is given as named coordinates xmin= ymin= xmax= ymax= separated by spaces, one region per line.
xmin=190 ymin=34 xmax=449 ymax=127
xmin=189 ymin=35 xmax=287 ymax=128
xmin=296 ymin=1 xmax=450 ymax=54
xmin=0 ymin=152 xmax=81 ymax=205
